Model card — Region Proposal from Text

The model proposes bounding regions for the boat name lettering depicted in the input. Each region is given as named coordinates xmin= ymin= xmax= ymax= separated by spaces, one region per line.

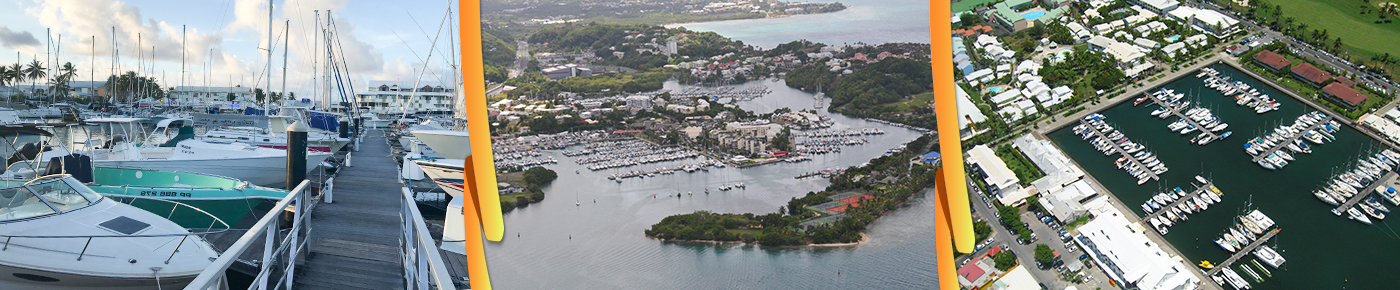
xmin=139 ymin=190 xmax=192 ymax=197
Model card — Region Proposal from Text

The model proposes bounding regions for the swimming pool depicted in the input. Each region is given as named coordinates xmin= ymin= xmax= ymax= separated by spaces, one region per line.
xmin=988 ymin=87 xmax=1002 ymax=94
xmin=1165 ymin=35 xmax=1181 ymax=42
xmin=1022 ymin=11 xmax=1046 ymax=21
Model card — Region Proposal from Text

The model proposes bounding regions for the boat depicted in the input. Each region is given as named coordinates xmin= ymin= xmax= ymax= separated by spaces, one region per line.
xmin=1254 ymin=246 xmax=1286 ymax=268
xmin=0 ymin=175 xmax=223 ymax=290
xmin=86 ymin=167 xmax=292 ymax=226
xmin=1348 ymin=207 xmax=1373 ymax=225
xmin=1365 ymin=197 xmax=1390 ymax=213
xmin=1215 ymin=238 xmax=1236 ymax=252
xmin=1199 ymin=260 xmax=1216 ymax=269
xmin=1360 ymin=203 xmax=1386 ymax=220
xmin=1315 ymin=190 xmax=1339 ymax=205
xmin=1134 ymin=95 xmax=1150 ymax=106
xmin=410 ymin=128 xmax=473 ymax=160
xmin=414 ymin=158 xmax=470 ymax=198
xmin=1221 ymin=268 xmax=1252 ymax=290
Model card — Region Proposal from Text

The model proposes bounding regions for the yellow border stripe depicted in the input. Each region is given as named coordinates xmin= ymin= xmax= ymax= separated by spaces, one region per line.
xmin=459 ymin=0 xmax=502 ymax=289
xmin=930 ymin=1 xmax=974 ymax=289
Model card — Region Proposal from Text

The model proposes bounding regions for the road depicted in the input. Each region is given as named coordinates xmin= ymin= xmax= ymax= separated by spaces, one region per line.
xmin=1201 ymin=2 xmax=1400 ymax=110
xmin=510 ymin=40 xmax=530 ymax=79
xmin=960 ymin=176 xmax=1116 ymax=290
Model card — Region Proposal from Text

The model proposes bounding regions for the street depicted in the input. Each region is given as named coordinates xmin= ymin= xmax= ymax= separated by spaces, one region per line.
xmin=961 ymin=176 xmax=1116 ymax=290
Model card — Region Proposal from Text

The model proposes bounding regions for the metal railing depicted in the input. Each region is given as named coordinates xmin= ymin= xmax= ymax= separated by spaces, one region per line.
xmin=185 ymin=180 xmax=312 ymax=290
xmin=1 ymin=195 xmax=231 ymax=262
xmin=401 ymin=187 xmax=457 ymax=290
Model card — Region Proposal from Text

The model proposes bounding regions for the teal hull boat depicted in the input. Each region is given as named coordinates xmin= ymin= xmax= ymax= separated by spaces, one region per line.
xmin=88 ymin=167 xmax=292 ymax=227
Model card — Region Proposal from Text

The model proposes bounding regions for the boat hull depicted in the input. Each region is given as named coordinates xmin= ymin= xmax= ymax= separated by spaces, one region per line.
xmin=411 ymin=130 xmax=472 ymax=160
xmin=92 ymin=153 xmax=332 ymax=187
xmin=415 ymin=158 xmax=467 ymax=198
xmin=0 ymin=263 xmax=202 ymax=290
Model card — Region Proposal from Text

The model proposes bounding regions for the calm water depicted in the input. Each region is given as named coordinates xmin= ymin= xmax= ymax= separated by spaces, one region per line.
xmin=483 ymin=78 xmax=938 ymax=288
xmin=1048 ymin=63 xmax=1396 ymax=290
xmin=668 ymin=0 xmax=930 ymax=49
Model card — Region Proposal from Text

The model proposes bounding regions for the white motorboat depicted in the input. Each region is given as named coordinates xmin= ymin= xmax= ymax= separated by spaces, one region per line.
xmin=362 ymin=112 xmax=392 ymax=128
xmin=1349 ymin=207 xmax=1373 ymax=225
xmin=1254 ymin=245 xmax=1286 ymax=269
xmin=0 ymin=175 xmax=222 ymax=290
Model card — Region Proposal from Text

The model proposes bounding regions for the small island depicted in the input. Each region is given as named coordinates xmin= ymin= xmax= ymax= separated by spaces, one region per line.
xmin=645 ymin=134 xmax=936 ymax=246
xmin=499 ymin=166 xmax=558 ymax=211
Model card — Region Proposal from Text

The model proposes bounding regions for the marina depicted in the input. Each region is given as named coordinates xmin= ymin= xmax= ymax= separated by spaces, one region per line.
xmin=1049 ymin=62 xmax=1400 ymax=290
xmin=1139 ymin=88 xmax=1228 ymax=144
xmin=1072 ymin=113 xmax=1164 ymax=184
xmin=1244 ymin=111 xmax=1335 ymax=168
xmin=1333 ymin=170 xmax=1397 ymax=219
xmin=1141 ymin=176 xmax=1223 ymax=231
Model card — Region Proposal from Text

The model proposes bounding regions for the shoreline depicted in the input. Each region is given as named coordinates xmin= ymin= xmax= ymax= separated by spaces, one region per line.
xmin=649 ymin=232 xmax=871 ymax=247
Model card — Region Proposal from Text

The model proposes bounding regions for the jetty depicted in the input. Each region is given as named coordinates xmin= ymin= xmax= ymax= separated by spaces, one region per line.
xmin=1336 ymin=171 xmax=1398 ymax=213
xmin=1144 ymin=93 xmax=1219 ymax=141
xmin=1080 ymin=119 xmax=1160 ymax=181
xmin=1144 ymin=179 xmax=1213 ymax=221
xmin=1250 ymin=114 xmax=1333 ymax=163
xmin=1206 ymin=228 xmax=1281 ymax=277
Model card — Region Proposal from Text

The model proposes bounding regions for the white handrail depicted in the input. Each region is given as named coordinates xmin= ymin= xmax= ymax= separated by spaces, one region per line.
xmin=184 ymin=180 xmax=310 ymax=290
xmin=402 ymin=187 xmax=457 ymax=290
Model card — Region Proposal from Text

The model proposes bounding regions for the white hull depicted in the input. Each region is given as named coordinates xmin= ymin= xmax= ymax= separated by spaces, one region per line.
xmin=93 ymin=153 xmax=332 ymax=186
xmin=415 ymin=159 xmax=466 ymax=198
xmin=411 ymin=129 xmax=472 ymax=160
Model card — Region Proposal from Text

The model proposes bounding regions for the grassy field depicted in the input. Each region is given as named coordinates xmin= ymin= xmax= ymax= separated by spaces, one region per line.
xmin=872 ymin=91 xmax=938 ymax=113
xmin=1271 ymin=0 xmax=1400 ymax=57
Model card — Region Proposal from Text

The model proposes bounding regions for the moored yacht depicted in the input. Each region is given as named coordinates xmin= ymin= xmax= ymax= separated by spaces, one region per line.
xmin=0 ymin=175 xmax=222 ymax=290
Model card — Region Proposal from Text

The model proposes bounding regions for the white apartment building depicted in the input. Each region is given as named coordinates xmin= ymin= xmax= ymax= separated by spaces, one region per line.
xmin=355 ymin=81 xmax=457 ymax=114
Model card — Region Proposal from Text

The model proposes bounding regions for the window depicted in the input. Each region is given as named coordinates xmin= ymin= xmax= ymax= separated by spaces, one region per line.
xmin=0 ymin=186 xmax=54 ymax=221
xmin=28 ymin=178 xmax=94 ymax=213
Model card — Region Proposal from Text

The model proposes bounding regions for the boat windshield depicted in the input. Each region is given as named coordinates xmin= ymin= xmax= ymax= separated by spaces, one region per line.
xmin=0 ymin=177 xmax=101 ymax=221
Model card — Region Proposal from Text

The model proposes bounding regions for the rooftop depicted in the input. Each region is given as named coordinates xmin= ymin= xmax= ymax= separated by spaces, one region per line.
xmin=1253 ymin=50 xmax=1292 ymax=70
xmin=1323 ymin=82 xmax=1366 ymax=106
xmin=1290 ymin=62 xmax=1332 ymax=84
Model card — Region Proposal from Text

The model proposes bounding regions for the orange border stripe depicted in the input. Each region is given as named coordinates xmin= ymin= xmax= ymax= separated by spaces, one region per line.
xmin=459 ymin=1 xmax=502 ymax=289
xmin=930 ymin=1 xmax=973 ymax=289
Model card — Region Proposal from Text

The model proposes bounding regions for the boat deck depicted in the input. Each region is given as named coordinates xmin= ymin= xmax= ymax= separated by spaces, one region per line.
xmin=1205 ymin=228 xmax=1280 ymax=277
xmin=1143 ymin=179 xmax=1213 ymax=221
xmin=1144 ymin=93 xmax=1219 ymax=142
xmin=1249 ymin=114 xmax=1332 ymax=163
xmin=1080 ymin=119 xmax=1160 ymax=182
xmin=1336 ymin=171 xmax=1398 ymax=213
xmin=294 ymin=130 xmax=407 ymax=290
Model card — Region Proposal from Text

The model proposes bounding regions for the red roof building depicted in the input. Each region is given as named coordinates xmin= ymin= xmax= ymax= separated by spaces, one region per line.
xmin=1252 ymin=50 xmax=1291 ymax=71
xmin=1289 ymin=63 xmax=1332 ymax=87
xmin=1322 ymin=82 xmax=1367 ymax=107
xmin=957 ymin=257 xmax=989 ymax=286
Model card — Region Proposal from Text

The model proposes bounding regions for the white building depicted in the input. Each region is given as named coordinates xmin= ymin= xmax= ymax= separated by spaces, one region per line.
xmin=1167 ymin=6 xmax=1241 ymax=38
xmin=168 ymin=86 xmax=255 ymax=105
xmin=355 ymin=82 xmax=456 ymax=114
xmin=626 ymin=95 xmax=652 ymax=111
xmin=1076 ymin=209 xmax=1200 ymax=290
xmin=967 ymin=145 xmax=1025 ymax=204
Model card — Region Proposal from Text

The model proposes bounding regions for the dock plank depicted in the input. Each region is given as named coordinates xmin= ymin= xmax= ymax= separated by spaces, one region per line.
xmin=294 ymin=130 xmax=406 ymax=290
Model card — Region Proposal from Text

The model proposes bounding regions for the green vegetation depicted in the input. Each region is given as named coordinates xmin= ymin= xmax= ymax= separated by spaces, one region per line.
xmin=1034 ymin=243 xmax=1057 ymax=265
xmin=648 ymin=135 xmax=938 ymax=246
xmin=500 ymin=168 xmax=558 ymax=212
xmin=505 ymin=70 xmax=673 ymax=98
xmin=998 ymin=205 xmax=1033 ymax=241
xmin=1065 ymin=215 xmax=1092 ymax=230
xmin=1223 ymin=0 xmax=1400 ymax=83
xmin=974 ymin=220 xmax=993 ymax=243
xmin=1241 ymin=42 xmax=1395 ymax=119
xmin=993 ymin=250 xmax=1018 ymax=271
xmin=995 ymin=145 xmax=1044 ymax=186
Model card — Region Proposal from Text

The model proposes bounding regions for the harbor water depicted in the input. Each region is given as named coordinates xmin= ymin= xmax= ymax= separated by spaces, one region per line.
xmin=1048 ymin=63 xmax=1395 ymax=290
xmin=482 ymin=78 xmax=938 ymax=288
xmin=668 ymin=0 xmax=929 ymax=49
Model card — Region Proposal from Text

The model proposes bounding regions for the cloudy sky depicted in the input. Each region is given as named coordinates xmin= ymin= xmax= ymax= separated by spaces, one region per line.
xmin=0 ymin=0 xmax=464 ymax=100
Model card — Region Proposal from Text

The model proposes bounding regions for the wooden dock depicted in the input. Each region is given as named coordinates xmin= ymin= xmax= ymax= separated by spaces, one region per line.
xmin=1206 ymin=228 xmax=1281 ymax=277
xmin=1143 ymin=92 xmax=1220 ymax=142
xmin=1249 ymin=114 xmax=1332 ymax=163
xmin=1081 ymin=119 xmax=1161 ymax=182
xmin=1143 ymin=180 xmax=1214 ymax=221
xmin=1335 ymin=171 xmax=1397 ymax=213
xmin=294 ymin=130 xmax=407 ymax=290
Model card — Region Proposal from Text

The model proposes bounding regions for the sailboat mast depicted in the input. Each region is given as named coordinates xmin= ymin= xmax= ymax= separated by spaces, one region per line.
xmin=312 ymin=10 xmax=319 ymax=109
xmin=281 ymin=20 xmax=289 ymax=108
xmin=181 ymin=25 xmax=186 ymax=106
xmin=264 ymin=0 xmax=272 ymax=116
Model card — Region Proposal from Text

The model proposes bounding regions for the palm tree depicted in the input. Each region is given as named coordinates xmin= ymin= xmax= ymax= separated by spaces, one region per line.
xmin=25 ymin=60 xmax=45 ymax=97
xmin=0 ymin=66 xmax=8 ymax=87
xmin=4 ymin=63 xmax=19 ymax=88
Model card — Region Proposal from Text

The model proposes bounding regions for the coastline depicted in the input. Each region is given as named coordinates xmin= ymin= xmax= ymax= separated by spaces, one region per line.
xmin=648 ymin=232 xmax=871 ymax=247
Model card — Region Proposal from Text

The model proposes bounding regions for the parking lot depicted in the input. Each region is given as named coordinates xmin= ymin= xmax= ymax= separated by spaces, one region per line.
xmin=962 ymin=177 xmax=1116 ymax=290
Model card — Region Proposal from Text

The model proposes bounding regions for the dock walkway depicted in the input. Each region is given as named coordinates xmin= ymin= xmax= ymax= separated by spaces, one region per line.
xmin=1143 ymin=180 xmax=1213 ymax=221
xmin=1081 ymin=119 xmax=1160 ymax=181
xmin=1143 ymin=93 xmax=1219 ymax=141
xmin=294 ymin=130 xmax=406 ymax=290
xmin=1336 ymin=171 xmax=1398 ymax=213
xmin=1205 ymin=228 xmax=1280 ymax=277
xmin=1249 ymin=115 xmax=1332 ymax=163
